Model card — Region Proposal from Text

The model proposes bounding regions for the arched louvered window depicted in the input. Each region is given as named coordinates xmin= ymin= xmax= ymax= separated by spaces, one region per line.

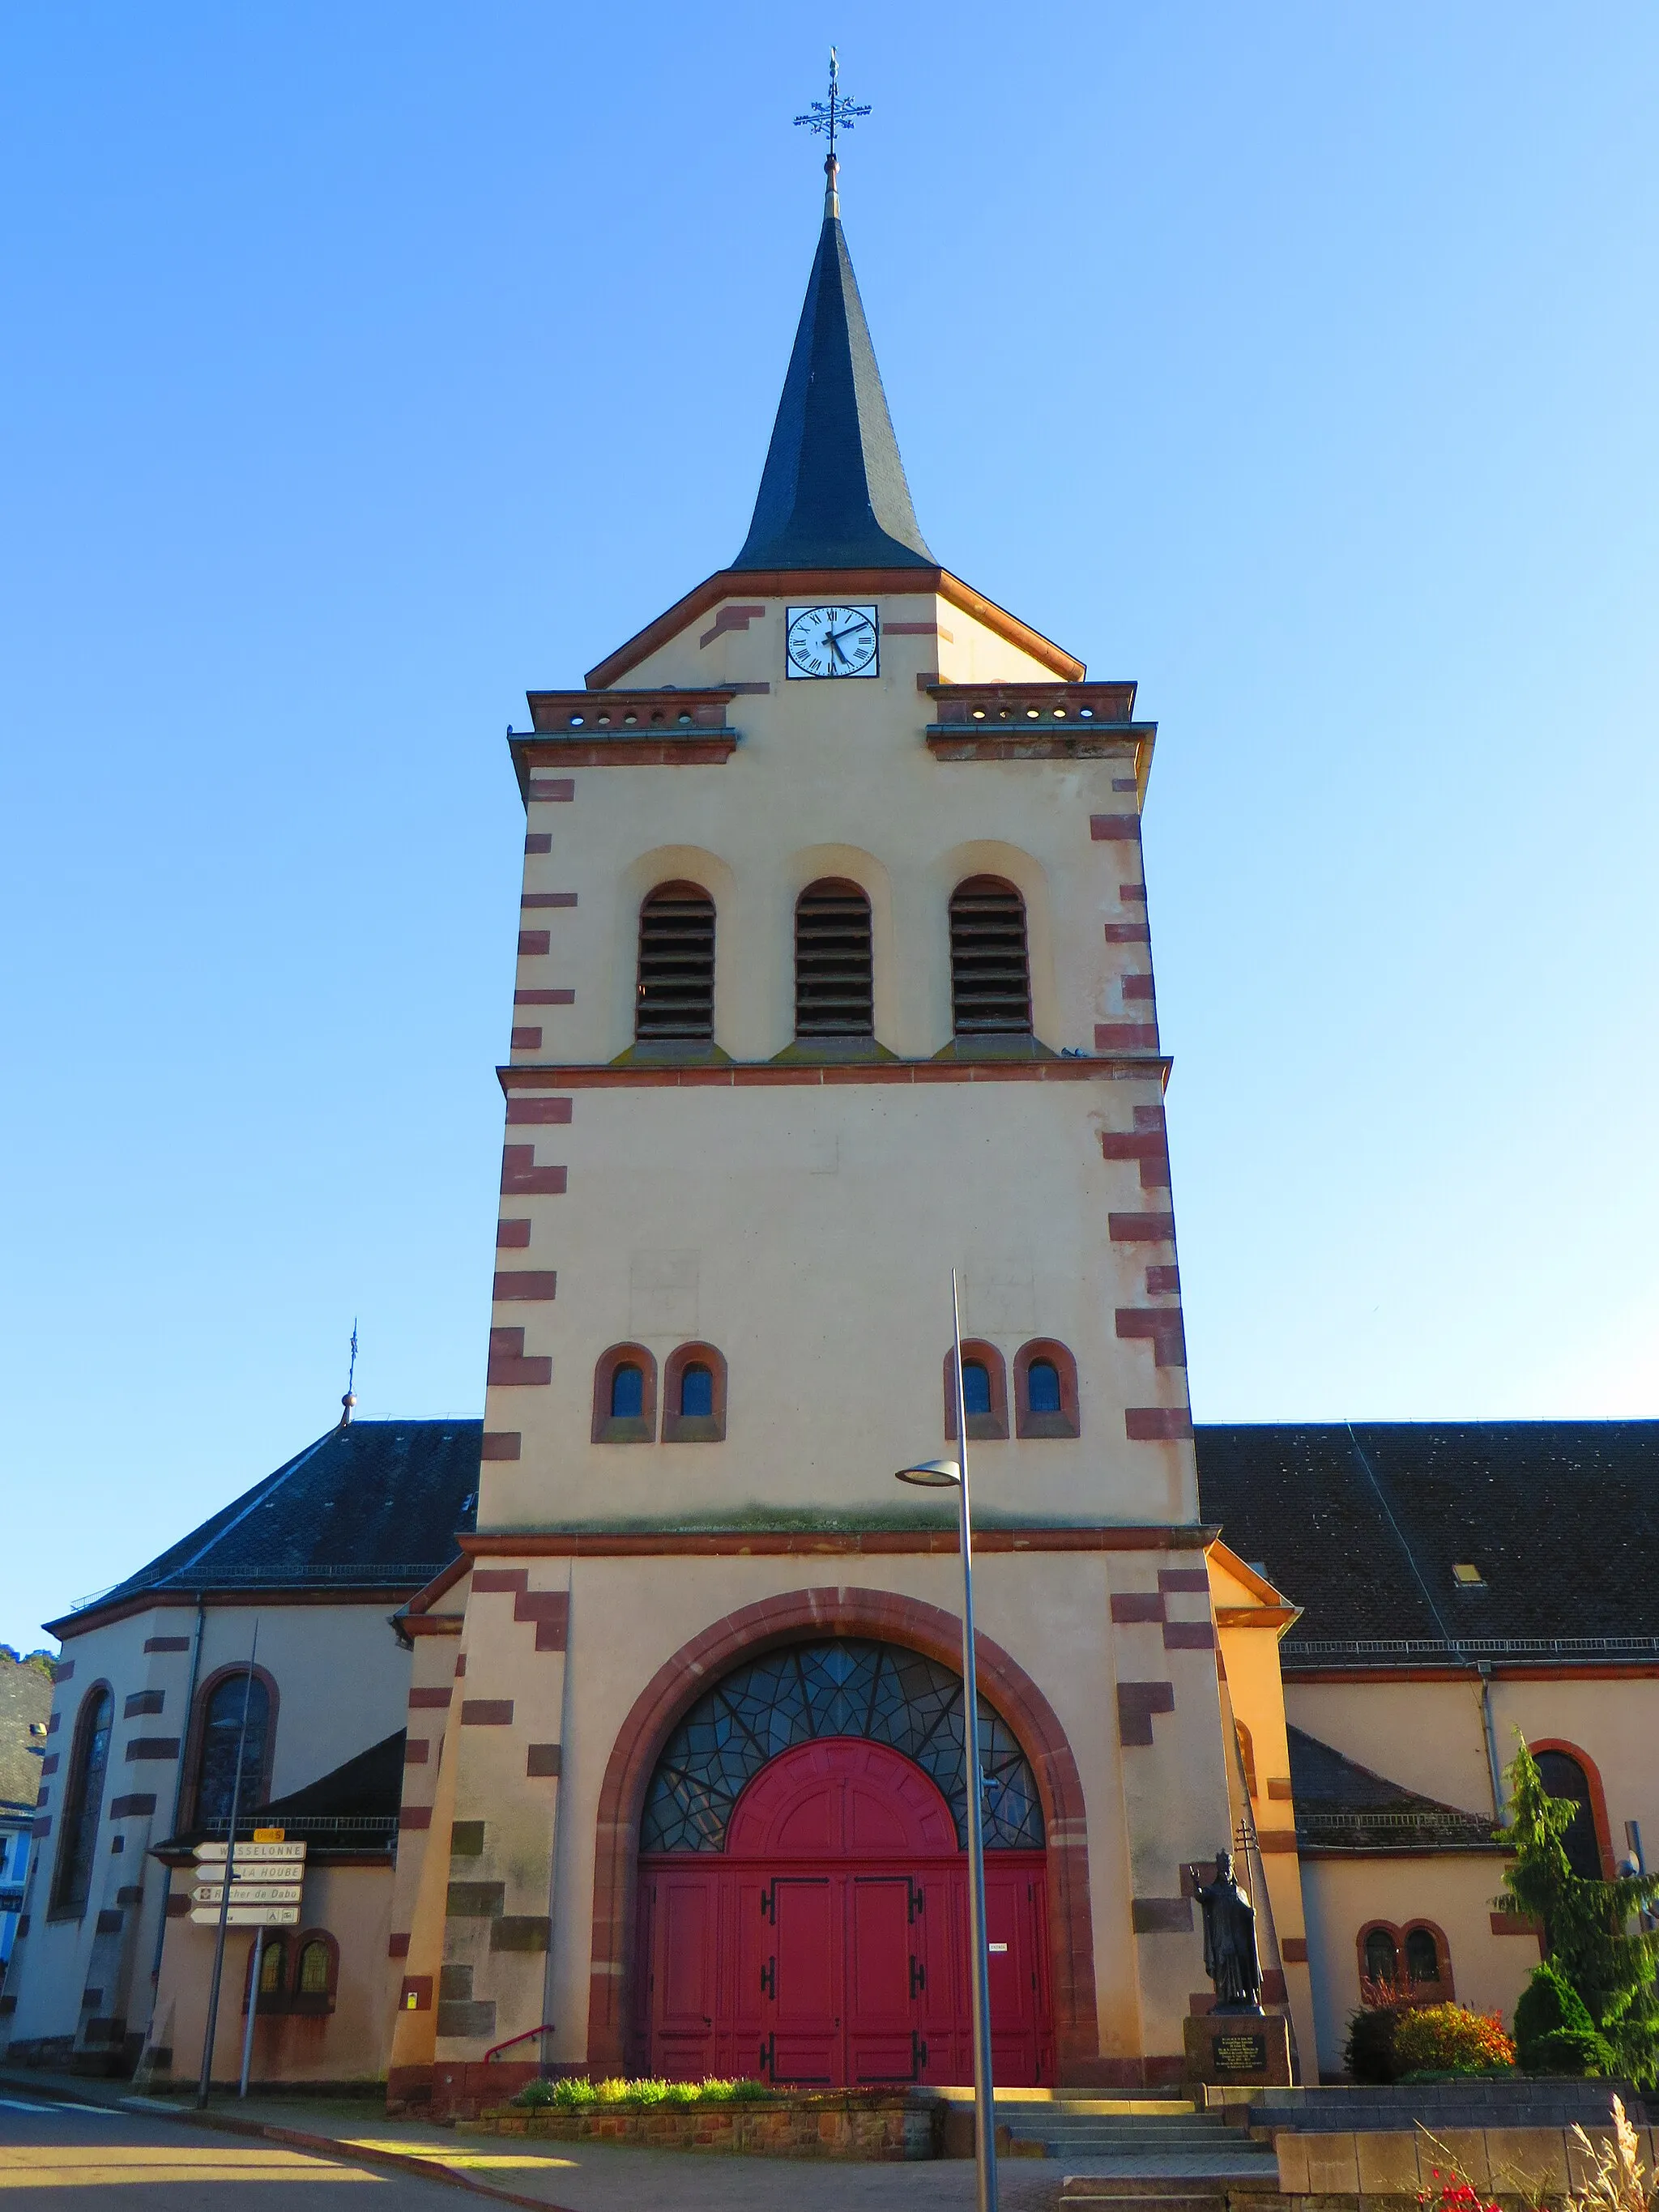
xmin=949 ymin=876 xmax=1031 ymax=1038
xmin=795 ymin=880 xmax=873 ymax=1038
xmin=51 ymin=1686 xmax=113 ymax=1916
xmin=611 ymin=1364 xmax=645 ymax=1420
xmin=635 ymin=883 xmax=715 ymax=1042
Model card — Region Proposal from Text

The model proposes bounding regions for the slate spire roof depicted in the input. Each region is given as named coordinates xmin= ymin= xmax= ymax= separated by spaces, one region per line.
xmin=731 ymin=197 xmax=934 ymax=573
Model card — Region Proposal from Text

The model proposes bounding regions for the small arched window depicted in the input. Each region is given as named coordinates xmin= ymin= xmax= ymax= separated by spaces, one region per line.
xmin=592 ymin=1344 xmax=657 ymax=1443
xmin=194 ymin=1673 xmax=272 ymax=1829
xmin=945 ymin=1343 xmax=1008 ymax=1441
xmin=1363 ymin=1927 xmax=1398 ymax=1985
xmin=636 ymin=884 xmax=715 ymax=1042
xmin=662 ymin=1344 xmax=727 ymax=1443
xmin=795 ymin=880 xmax=873 ymax=1039
xmin=51 ymin=1686 xmax=113 ymax=1916
xmin=611 ymin=1364 xmax=645 ymax=1419
xmin=1404 ymin=1927 xmax=1442 ymax=1984
xmin=949 ymin=877 xmax=1031 ymax=1038
xmin=245 ymin=1934 xmax=289 ymax=2012
xmin=1013 ymin=1340 xmax=1081 ymax=1438
xmin=1533 ymin=1748 xmax=1602 ymax=1881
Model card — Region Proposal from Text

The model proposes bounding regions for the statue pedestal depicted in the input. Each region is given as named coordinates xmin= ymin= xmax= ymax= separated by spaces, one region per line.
xmin=1182 ymin=2010 xmax=1292 ymax=2087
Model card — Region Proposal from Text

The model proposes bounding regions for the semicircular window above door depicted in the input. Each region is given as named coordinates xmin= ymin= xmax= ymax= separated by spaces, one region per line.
xmin=641 ymin=1637 xmax=1045 ymax=1854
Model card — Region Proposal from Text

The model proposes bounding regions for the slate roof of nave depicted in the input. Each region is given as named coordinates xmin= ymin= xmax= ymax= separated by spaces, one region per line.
xmin=1195 ymin=1420 xmax=1659 ymax=1664
xmin=52 ymin=1419 xmax=481 ymax=1634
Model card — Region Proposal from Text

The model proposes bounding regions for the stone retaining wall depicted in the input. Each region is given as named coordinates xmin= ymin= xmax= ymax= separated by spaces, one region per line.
xmin=459 ymin=2091 xmax=933 ymax=2160
xmin=1274 ymin=2123 xmax=1659 ymax=2204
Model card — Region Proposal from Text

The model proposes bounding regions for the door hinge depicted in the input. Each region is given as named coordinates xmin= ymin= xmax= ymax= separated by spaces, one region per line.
xmin=909 ymin=1954 xmax=926 ymax=1997
xmin=911 ymin=2028 xmax=928 ymax=2078
xmin=760 ymin=1957 xmax=774 ymax=1998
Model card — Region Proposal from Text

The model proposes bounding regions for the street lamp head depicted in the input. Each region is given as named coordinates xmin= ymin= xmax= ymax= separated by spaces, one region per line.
xmin=894 ymin=1459 xmax=962 ymax=1488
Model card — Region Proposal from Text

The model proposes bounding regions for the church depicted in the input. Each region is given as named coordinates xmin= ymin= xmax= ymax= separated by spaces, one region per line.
xmin=5 ymin=148 xmax=1657 ymax=2104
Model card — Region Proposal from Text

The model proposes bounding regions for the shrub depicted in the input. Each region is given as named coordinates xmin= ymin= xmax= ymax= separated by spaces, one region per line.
xmin=1515 ymin=1963 xmax=1616 ymax=2078
xmin=1346 ymin=2002 xmax=1402 ymax=2083
xmin=1393 ymin=2004 xmax=1516 ymax=2078
xmin=510 ymin=2073 xmax=773 ymax=2112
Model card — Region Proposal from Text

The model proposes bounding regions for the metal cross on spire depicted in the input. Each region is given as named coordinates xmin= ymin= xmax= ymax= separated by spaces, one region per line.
xmin=795 ymin=47 xmax=871 ymax=216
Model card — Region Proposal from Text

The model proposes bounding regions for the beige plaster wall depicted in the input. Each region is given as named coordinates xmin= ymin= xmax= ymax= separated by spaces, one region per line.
xmin=1299 ymin=1852 xmax=1532 ymax=2082
xmin=153 ymin=1862 xmax=393 ymax=2086
xmin=482 ymin=1075 xmax=1192 ymax=1534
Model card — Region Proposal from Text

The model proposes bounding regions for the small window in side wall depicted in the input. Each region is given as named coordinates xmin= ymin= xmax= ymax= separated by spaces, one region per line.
xmin=1363 ymin=1926 xmax=1398 ymax=1985
xmin=662 ymin=1345 xmax=727 ymax=1443
xmin=1404 ymin=1926 xmax=1442 ymax=1984
xmin=592 ymin=1345 xmax=657 ymax=1443
xmin=292 ymin=1931 xmax=339 ymax=2014
xmin=944 ymin=1343 xmax=1008 ymax=1441
xmin=244 ymin=1934 xmax=289 ymax=2012
xmin=1013 ymin=1340 xmax=1080 ymax=1438
xmin=636 ymin=883 xmax=715 ymax=1042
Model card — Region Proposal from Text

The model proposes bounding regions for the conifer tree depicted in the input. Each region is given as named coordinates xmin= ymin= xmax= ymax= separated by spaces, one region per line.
xmin=1498 ymin=1743 xmax=1659 ymax=2085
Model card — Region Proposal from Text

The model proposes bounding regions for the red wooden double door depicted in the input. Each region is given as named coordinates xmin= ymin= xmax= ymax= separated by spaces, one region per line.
xmin=638 ymin=1737 xmax=1052 ymax=2086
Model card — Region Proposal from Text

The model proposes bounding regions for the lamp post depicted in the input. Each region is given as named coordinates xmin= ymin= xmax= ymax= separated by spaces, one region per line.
xmin=896 ymin=1269 xmax=998 ymax=2212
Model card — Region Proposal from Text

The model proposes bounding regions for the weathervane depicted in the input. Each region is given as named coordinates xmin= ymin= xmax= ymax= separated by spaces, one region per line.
xmin=795 ymin=47 xmax=871 ymax=215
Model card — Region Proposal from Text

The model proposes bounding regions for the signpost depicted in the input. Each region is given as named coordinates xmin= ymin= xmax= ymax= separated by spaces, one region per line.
xmin=190 ymin=1829 xmax=308 ymax=2098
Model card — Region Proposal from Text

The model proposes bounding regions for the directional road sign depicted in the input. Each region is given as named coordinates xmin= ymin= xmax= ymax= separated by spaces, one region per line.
xmin=194 ymin=1841 xmax=305 ymax=1864
xmin=190 ymin=1883 xmax=303 ymax=1907
xmin=189 ymin=1905 xmax=301 ymax=1927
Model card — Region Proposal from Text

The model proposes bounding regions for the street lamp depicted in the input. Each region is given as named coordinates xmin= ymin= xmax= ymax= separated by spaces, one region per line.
xmin=895 ymin=1269 xmax=998 ymax=2212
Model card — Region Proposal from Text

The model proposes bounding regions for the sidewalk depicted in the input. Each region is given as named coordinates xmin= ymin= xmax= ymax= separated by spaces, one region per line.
xmin=0 ymin=2071 xmax=1064 ymax=2211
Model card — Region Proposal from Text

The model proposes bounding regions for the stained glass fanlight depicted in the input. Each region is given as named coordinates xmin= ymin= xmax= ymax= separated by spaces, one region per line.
xmin=641 ymin=1638 xmax=1045 ymax=1853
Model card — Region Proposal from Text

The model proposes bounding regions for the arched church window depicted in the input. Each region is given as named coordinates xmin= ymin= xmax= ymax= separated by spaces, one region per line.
xmin=635 ymin=883 xmax=715 ymax=1042
xmin=795 ymin=880 xmax=873 ymax=1038
xmin=611 ymin=1364 xmax=645 ymax=1420
xmin=1363 ymin=1926 xmax=1398 ymax=1985
xmin=51 ymin=1686 xmax=113 ymax=1916
xmin=1404 ymin=1926 xmax=1442 ymax=1984
xmin=193 ymin=1673 xmax=271 ymax=1830
xmin=261 ymin=1937 xmax=288 ymax=1996
xmin=962 ymin=1361 xmax=992 ymax=1418
xmin=949 ymin=877 xmax=1031 ymax=1038
xmin=1533 ymin=1748 xmax=1603 ymax=1881
xmin=642 ymin=1639 xmax=1045 ymax=1853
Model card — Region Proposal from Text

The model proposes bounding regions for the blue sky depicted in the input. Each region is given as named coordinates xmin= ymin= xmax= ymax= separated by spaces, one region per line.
xmin=3 ymin=3 xmax=1656 ymax=1652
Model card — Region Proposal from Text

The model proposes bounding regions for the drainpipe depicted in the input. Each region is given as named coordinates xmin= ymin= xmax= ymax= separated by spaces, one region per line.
xmin=1478 ymin=1663 xmax=1507 ymax=1827
xmin=148 ymin=1596 xmax=207 ymax=1992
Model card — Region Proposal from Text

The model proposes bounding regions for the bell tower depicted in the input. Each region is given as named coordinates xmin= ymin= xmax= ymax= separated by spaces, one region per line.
xmin=386 ymin=110 xmax=1267 ymax=2102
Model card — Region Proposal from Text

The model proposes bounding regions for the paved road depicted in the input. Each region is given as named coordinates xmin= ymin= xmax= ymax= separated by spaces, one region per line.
xmin=0 ymin=2088 xmax=1064 ymax=2210
xmin=0 ymin=2095 xmax=466 ymax=2209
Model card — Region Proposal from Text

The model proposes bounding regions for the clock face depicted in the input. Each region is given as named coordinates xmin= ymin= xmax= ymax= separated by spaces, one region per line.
xmin=785 ymin=603 xmax=879 ymax=680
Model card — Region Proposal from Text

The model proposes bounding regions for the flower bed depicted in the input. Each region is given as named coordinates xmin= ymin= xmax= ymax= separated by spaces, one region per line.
xmin=458 ymin=2082 xmax=935 ymax=2160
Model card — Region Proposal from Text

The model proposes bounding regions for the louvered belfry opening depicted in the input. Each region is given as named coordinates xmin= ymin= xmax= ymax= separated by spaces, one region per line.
xmin=949 ymin=876 xmax=1032 ymax=1037
xmin=635 ymin=882 xmax=715 ymax=1041
xmin=795 ymin=879 xmax=874 ymax=1038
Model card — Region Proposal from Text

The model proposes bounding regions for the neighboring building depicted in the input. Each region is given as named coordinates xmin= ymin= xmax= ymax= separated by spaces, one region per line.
xmin=0 ymin=1418 xmax=477 ymax=2075
xmin=0 ymin=1652 xmax=53 ymax=1971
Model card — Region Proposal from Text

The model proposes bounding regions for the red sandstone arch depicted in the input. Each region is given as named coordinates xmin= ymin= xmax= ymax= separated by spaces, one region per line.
xmin=587 ymin=1585 xmax=1100 ymax=2079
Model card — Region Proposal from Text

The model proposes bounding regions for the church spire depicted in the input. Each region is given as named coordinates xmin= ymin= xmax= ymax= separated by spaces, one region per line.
xmin=731 ymin=55 xmax=933 ymax=573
